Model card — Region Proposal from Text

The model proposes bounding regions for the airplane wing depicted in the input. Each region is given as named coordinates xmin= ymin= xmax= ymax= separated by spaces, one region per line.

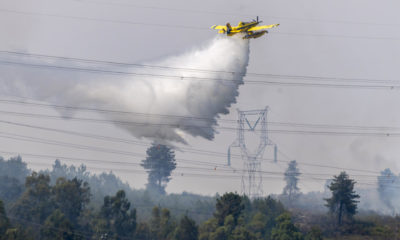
xmin=247 ymin=24 xmax=280 ymax=31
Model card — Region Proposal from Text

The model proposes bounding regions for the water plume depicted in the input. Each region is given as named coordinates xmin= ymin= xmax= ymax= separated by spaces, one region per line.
xmin=0 ymin=36 xmax=250 ymax=143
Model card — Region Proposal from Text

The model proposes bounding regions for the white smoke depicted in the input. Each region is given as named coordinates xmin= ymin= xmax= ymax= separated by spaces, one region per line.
xmin=0 ymin=36 xmax=250 ymax=143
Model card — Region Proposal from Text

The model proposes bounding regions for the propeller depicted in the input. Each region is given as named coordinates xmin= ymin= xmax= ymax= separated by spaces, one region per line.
xmin=253 ymin=16 xmax=262 ymax=23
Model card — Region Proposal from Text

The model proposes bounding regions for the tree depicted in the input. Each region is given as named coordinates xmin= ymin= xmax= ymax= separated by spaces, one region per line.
xmin=325 ymin=172 xmax=360 ymax=225
xmin=150 ymin=206 xmax=161 ymax=240
xmin=271 ymin=213 xmax=303 ymax=240
xmin=248 ymin=212 xmax=268 ymax=237
xmin=98 ymin=190 xmax=136 ymax=239
xmin=0 ymin=156 xmax=30 ymax=183
xmin=252 ymin=196 xmax=285 ymax=232
xmin=214 ymin=192 xmax=244 ymax=226
xmin=53 ymin=177 xmax=90 ymax=224
xmin=5 ymin=228 xmax=34 ymax=240
xmin=159 ymin=208 xmax=176 ymax=239
xmin=11 ymin=173 xmax=54 ymax=224
xmin=48 ymin=160 xmax=70 ymax=184
xmin=305 ymin=227 xmax=323 ymax=240
xmin=230 ymin=226 xmax=257 ymax=240
xmin=198 ymin=218 xmax=218 ymax=240
xmin=173 ymin=215 xmax=198 ymax=240
xmin=147 ymin=207 xmax=176 ymax=240
xmin=282 ymin=160 xmax=301 ymax=203
xmin=0 ymin=176 xmax=24 ymax=205
xmin=141 ymin=143 xmax=176 ymax=194
xmin=209 ymin=226 xmax=228 ymax=240
xmin=135 ymin=222 xmax=151 ymax=240
xmin=40 ymin=210 xmax=75 ymax=240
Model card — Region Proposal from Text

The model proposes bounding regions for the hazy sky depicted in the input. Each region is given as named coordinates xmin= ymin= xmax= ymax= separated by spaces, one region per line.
xmin=1 ymin=0 xmax=400 ymax=196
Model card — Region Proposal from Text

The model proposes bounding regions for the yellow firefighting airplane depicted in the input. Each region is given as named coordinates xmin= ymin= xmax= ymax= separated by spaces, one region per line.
xmin=211 ymin=16 xmax=279 ymax=39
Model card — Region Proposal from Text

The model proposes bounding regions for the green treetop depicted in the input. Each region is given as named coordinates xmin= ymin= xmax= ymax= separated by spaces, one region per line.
xmin=141 ymin=143 xmax=176 ymax=195
xmin=325 ymin=171 xmax=360 ymax=225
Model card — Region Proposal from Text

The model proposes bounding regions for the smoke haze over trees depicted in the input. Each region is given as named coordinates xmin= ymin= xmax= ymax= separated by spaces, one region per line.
xmin=378 ymin=168 xmax=400 ymax=215
xmin=0 ymin=156 xmax=400 ymax=239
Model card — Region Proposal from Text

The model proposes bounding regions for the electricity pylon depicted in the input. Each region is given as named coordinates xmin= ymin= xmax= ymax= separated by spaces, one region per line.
xmin=228 ymin=107 xmax=277 ymax=198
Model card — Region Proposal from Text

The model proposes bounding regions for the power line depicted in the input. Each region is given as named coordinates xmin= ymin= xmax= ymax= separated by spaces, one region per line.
xmin=11 ymin=159 xmax=286 ymax=181
xmin=0 ymin=8 xmax=205 ymax=30
xmin=2 ymin=7 xmax=400 ymax=41
xmin=1 ymin=109 xmax=399 ymax=137
xmin=271 ymin=139 xmax=381 ymax=177
xmin=0 ymin=119 xmax=240 ymax=163
xmin=1 ymin=52 xmax=400 ymax=88
xmin=0 ymin=102 xmax=392 ymax=176
xmin=0 ymin=127 xmax=384 ymax=177
xmin=19 ymin=160 xmax=394 ymax=191
xmin=1 ymin=97 xmax=399 ymax=132
xmin=0 ymin=145 xmax=380 ymax=180
xmin=0 ymin=131 xmax=393 ymax=186
xmin=7 ymin=153 xmax=382 ymax=181
xmin=2 ymin=50 xmax=400 ymax=85
xmin=2 ymin=121 xmax=379 ymax=174
xmin=76 ymin=0 xmax=400 ymax=28
xmin=0 ymin=118 xmax=386 ymax=176
xmin=0 ymin=130 xmax=385 ymax=179
xmin=0 ymin=149 xmax=227 ymax=170
xmin=0 ymin=131 xmax=145 ymax=157
xmin=0 ymin=50 xmax=250 ymax=77
xmin=0 ymin=98 xmax=235 ymax=124
xmin=2 ymin=60 xmax=400 ymax=90
xmin=274 ymin=32 xmax=400 ymax=41
xmin=275 ymin=148 xmax=334 ymax=190
xmin=14 ymin=151 xmax=374 ymax=179
xmin=0 ymin=132 xmax=233 ymax=168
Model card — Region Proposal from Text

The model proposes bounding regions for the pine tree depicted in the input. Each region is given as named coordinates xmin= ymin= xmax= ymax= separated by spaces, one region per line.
xmin=141 ymin=143 xmax=176 ymax=194
xmin=98 ymin=190 xmax=137 ymax=239
xmin=150 ymin=206 xmax=161 ymax=240
xmin=11 ymin=173 xmax=54 ymax=224
xmin=159 ymin=208 xmax=175 ymax=239
xmin=174 ymin=215 xmax=199 ymax=240
xmin=325 ymin=171 xmax=360 ymax=225
xmin=271 ymin=213 xmax=303 ymax=240
xmin=40 ymin=210 xmax=75 ymax=240
xmin=282 ymin=160 xmax=301 ymax=203
xmin=214 ymin=192 xmax=244 ymax=226
xmin=53 ymin=177 xmax=90 ymax=224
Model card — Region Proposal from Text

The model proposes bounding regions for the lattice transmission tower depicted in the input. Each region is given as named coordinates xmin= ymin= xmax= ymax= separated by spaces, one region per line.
xmin=227 ymin=107 xmax=277 ymax=198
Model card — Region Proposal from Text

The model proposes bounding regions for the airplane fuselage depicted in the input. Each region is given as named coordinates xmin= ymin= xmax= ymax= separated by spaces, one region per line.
xmin=211 ymin=18 xmax=279 ymax=40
